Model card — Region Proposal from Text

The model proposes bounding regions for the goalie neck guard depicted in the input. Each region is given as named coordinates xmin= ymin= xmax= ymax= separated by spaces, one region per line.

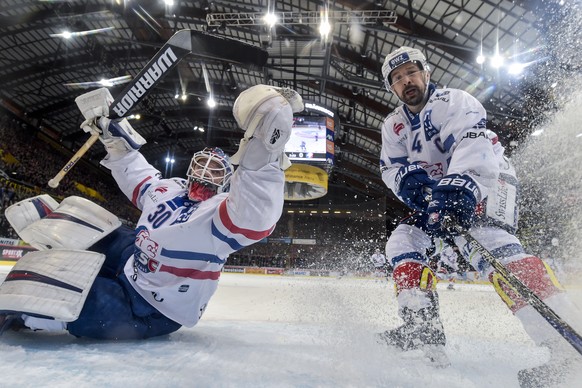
xmin=187 ymin=147 xmax=233 ymax=201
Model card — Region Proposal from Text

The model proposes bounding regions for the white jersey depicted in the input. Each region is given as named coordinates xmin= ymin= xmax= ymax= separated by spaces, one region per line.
xmin=370 ymin=252 xmax=387 ymax=268
xmin=380 ymin=84 xmax=500 ymax=203
xmin=101 ymin=151 xmax=284 ymax=327
xmin=439 ymin=245 xmax=459 ymax=272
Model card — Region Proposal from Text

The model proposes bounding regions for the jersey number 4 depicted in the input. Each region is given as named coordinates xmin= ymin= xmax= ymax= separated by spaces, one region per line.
xmin=411 ymin=132 xmax=446 ymax=154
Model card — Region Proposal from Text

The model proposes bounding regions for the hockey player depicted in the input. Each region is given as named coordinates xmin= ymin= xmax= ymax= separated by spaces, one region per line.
xmin=370 ymin=248 xmax=390 ymax=279
xmin=428 ymin=241 xmax=460 ymax=290
xmin=377 ymin=46 xmax=582 ymax=383
xmin=0 ymin=84 xmax=304 ymax=340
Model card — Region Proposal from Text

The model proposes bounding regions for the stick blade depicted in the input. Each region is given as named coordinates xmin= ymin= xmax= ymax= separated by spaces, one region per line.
xmin=108 ymin=30 xmax=193 ymax=120
xmin=190 ymin=30 xmax=268 ymax=69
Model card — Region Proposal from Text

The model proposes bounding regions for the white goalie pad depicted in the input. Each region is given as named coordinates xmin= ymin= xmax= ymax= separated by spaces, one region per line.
xmin=4 ymin=194 xmax=60 ymax=235
xmin=0 ymin=249 xmax=105 ymax=322
xmin=17 ymin=196 xmax=121 ymax=251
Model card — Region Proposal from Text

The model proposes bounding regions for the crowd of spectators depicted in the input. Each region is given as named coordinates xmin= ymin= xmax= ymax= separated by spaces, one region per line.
xmin=0 ymin=113 xmax=139 ymax=238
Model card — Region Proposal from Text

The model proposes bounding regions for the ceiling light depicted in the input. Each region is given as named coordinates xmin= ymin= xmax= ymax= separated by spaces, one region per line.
xmin=263 ymin=13 xmax=278 ymax=28
xmin=207 ymin=97 xmax=216 ymax=108
xmin=49 ymin=27 xmax=115 ymax=38
xmin=476 ymin=54 xmax=485 ymax=65
xmin=490 ymin=54 xmax=504 ymax=68
xmin=319 ymin=20 xmax=331 ymax=37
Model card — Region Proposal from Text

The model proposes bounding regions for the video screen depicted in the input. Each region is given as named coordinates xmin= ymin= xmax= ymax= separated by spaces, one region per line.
xmin=285 ymin=116 xmax=328 ymax=161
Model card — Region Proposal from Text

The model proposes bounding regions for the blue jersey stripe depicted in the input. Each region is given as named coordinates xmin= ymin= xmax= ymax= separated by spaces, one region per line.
xmin=160 ymin=247 xmax=225 ymax=264
xmin=211 ymin=221 xmax=244 ymax=251
xmin=389 ymin=156 xmax=408 ymax=165
xmin=390 ymin=251 xmax=426 ymax=267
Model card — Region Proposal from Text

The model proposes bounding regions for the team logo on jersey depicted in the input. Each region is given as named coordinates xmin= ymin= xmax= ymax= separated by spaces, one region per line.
xmin=423 ymin=109 xmax=439 ymax=140
xmin=425 ymin=162 xmax=444 ymax=179
xmin=155 ymin=186 xmax=168 ymax=193
xmin=134 ymin=227 xmax=160 ymax=273
xmin=270 ymin=128 xmax=281 ymax=144
xmin=393 ymin=122 xmax=404 ymax=136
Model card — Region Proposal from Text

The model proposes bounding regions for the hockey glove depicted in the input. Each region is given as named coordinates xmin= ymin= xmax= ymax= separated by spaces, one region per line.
xmin=230 ymin=85 xmax=303 ymax=171
xmin=81 ymin=117 xmax=146 ymax=158
xmin=426 ymin=174 xmax=479 ymax=237
xmin=395 ymin=163 xmax=434 ymax=211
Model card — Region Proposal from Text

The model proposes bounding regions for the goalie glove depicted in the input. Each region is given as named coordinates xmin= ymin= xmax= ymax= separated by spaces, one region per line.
xmin=230 ymin=85 xmax=304 ymax=171
xmin=81 ymin=117 xmax=146 ymax=158
xmin=75 ymin=87 xmax=114 ymax=121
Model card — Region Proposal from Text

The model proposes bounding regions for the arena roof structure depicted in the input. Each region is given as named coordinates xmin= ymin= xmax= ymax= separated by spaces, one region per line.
xmin=0 ymin=0 xmax=578 ymax=218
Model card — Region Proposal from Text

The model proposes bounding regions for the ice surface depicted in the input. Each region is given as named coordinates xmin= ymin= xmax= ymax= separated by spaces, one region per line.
xmin=3 ymin=269 xmax=578 ymax=388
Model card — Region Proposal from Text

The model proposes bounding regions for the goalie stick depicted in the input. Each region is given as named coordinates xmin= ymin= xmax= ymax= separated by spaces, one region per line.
xmin=47 ymin=29 xmax=192 ymax=188
xmin=452 ymin=223 xmax=582 ymax=357
xmin=48 ymin=30 xmax=269 ymax=188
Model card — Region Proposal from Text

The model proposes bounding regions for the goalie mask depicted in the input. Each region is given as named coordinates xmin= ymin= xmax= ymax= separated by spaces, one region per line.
xmin=186 ymin=147 xmax=233 ymax=201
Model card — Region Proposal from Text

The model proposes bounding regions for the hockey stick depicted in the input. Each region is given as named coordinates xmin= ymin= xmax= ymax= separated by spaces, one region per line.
xmin=452 ymin=223 xmax=582 ymax=356
xmin=47 ymin=29 xmax=194 ymax=188
xmin=47 ymin=30 xmax=268 ymax=188
xmin=48 ymin=133 xmax=100 ymax=188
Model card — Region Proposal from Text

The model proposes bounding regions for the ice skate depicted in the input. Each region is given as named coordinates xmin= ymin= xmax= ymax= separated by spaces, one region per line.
xmin=377 ymin=305 xmax=449 ymax=367
xmin=518 ymin=339 xmax=582 ymax=388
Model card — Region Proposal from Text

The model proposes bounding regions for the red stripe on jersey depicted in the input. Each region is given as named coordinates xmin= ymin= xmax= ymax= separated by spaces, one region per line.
xmin=132 ymin=176 xmax=153 ymax=206
xmin=218 ymin=200 xmax=274 ymax=240
xmin=160 ymin=264 xmax=221 ymax=280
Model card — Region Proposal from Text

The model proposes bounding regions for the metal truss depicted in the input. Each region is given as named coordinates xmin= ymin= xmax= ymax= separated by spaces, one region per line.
xmin=206 ymin=10 xmax=397 ymax=27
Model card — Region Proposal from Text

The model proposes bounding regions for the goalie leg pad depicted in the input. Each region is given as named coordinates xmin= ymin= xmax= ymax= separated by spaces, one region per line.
xmin=4 ymin=194 xmax=59 ymax=235
xmin=18 ymin=196 xmax=121 ymax=251
xmin=0 ymin=249 xmax=105 ymax=322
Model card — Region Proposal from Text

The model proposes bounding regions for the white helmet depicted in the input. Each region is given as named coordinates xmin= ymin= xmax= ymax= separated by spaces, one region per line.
xmin=186 ymin=147 xmax=233 ymax=201
xmin=382 ymin=46 xmax=430 ymax=91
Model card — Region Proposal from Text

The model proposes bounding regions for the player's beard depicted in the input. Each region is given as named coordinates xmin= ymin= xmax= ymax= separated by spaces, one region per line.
xmin=399 ymin=84 xmax=426 ymax=108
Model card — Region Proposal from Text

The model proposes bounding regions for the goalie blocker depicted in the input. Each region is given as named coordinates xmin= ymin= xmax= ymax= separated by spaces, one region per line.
xmin=230 ymin=85 xmax=304 ymax=171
